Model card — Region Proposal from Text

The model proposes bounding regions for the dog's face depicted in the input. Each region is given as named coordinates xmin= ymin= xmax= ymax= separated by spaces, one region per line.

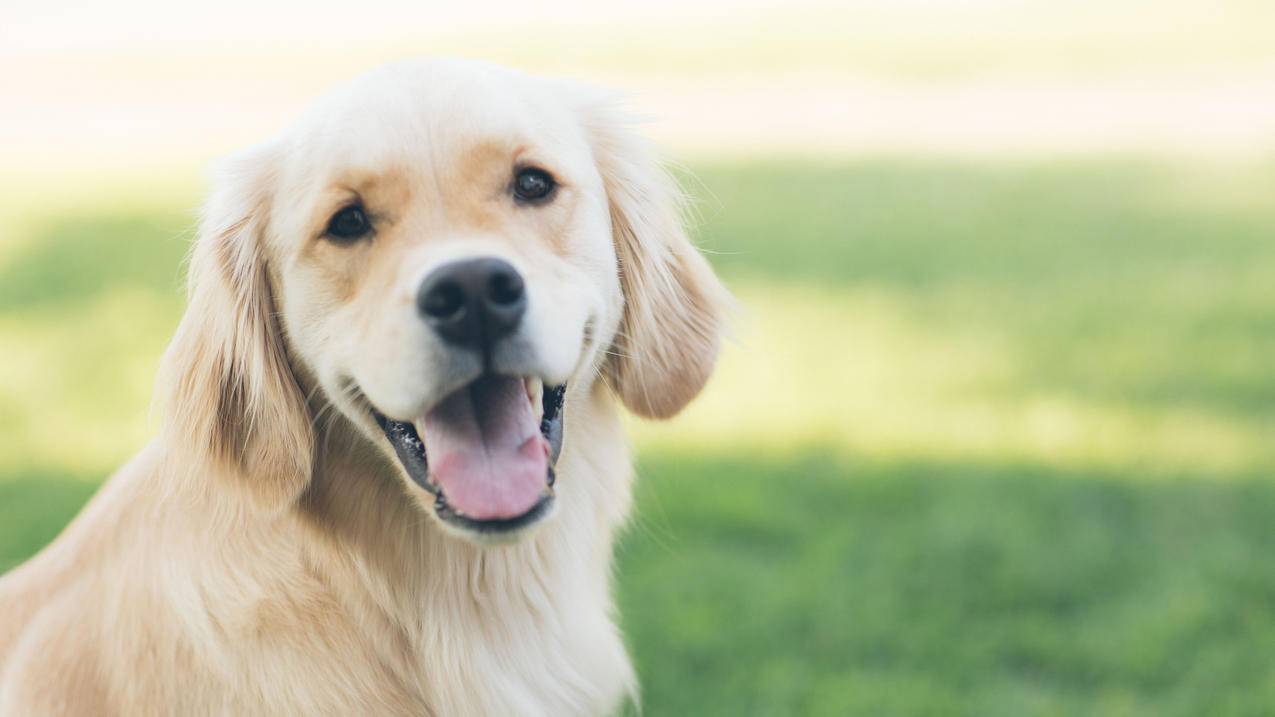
xmin=272 ymin=63 xmax=620 ymax=537
xmin=162 ymin=59 xmax=727 ymax=544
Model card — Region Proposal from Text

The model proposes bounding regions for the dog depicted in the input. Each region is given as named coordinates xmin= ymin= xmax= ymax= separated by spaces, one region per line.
xmin=0 ymin=58 xmax=728 ymax=715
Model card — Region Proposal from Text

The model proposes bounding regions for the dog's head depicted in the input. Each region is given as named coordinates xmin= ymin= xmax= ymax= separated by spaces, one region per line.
xmin=160 ymin=59 xmax=728 ymax=543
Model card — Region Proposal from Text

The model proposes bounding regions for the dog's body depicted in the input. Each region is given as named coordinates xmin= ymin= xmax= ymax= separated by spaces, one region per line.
xmin=0 ymin=408 xmax=635 ymax=715
xmin=0 ymin=59 xmax=727 ymax=716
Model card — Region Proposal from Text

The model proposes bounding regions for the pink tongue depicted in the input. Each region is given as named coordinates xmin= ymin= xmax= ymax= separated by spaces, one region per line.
xmin=421 ymin=376 xmax=548 ymax=521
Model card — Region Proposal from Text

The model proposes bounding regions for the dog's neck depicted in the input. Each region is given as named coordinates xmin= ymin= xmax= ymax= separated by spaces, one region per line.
xmin=285 ymin=383 xmax=634 ymax=628
xmin=259 ymin=385 xmax=637 ymax=710
xmin=106 ymin=381 xmax=638 ymax=713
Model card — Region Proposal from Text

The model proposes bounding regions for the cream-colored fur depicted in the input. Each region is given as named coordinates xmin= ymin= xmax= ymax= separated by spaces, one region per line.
xmin=0 ymin=59 xmax=728 ymax=716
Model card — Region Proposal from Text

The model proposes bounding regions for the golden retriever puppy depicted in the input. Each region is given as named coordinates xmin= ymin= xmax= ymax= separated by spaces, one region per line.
xmin=0 ymin=58 xmax=728 ymax=716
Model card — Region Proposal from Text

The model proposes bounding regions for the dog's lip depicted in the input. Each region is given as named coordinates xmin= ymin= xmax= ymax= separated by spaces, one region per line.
xmin=434 ymin=489 xmax=555 ymax=534
xmin=369 ymin=376 xmax=566 ymax=533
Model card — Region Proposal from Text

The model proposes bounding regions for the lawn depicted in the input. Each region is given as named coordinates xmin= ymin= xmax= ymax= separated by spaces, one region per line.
xmin=2 ymin=157 xmax=1275 ymax=715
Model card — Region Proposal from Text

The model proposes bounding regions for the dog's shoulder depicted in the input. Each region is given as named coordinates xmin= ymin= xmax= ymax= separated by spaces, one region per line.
xmin=0 ymin=578 xmax=113 ymax=716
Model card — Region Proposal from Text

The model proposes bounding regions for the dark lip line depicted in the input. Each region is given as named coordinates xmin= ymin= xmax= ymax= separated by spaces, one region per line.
xmin=434 ymin=489 xmax=555 ymax=534
xmin=367 ymin=376 xmax=566 ymax=533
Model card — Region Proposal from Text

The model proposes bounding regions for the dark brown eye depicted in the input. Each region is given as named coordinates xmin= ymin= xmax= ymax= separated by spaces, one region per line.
xmin=326 ymin=204 xmax=372 ymax=241
xmin=513 ymin=167 xmax=556 ymax=203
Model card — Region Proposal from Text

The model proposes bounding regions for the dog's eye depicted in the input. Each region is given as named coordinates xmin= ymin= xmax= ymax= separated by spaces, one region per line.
xmin=512 ymin=167 xmax=556 ymax=203
xmin=325 ymin=205 xmax=372 ymax=241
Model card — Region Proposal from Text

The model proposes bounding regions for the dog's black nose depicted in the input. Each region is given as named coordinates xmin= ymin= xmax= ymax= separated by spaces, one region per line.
xmin=417 ymin=257 xmax=527 ymax=349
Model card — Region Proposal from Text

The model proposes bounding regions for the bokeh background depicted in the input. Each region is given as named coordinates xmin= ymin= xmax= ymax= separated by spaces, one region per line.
xmin=3 ymin=1 xmax=1275 ymax=713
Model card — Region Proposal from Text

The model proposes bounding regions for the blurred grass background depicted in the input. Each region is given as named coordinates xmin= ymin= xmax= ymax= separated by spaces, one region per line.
xmin=4 ymin=1 xmax=1275 ymax=714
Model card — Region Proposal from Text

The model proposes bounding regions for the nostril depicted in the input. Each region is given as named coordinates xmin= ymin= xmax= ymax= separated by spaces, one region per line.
xmin=421 ymin=281 xmax=466 ymax=319
xmin=487 ymin=270 xmax=525 ymax=306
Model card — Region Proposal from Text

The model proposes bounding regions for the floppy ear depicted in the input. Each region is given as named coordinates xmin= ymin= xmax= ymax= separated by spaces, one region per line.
xmin=158 ymin=142 xmax=313 ymax=511
xmin=583 ymin=101 xmax=731 ymax=419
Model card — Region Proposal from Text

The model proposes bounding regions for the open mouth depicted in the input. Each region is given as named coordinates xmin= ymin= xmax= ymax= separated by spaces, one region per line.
xmin=372 ymin=376 xmax=566 ymax=535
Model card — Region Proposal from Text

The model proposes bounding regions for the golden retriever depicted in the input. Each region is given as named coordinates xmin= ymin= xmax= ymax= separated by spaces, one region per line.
xmin=0 ymin=58 xmax=728 ymax=716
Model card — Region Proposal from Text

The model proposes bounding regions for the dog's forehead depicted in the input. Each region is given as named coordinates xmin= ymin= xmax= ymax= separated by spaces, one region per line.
xmin=286 ymin=59 xmax=590 ymax=177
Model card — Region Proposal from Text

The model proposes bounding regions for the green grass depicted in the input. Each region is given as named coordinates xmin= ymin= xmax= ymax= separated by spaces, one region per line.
xmin=623 ymin=452 xmax=1275 ymax=716
xmin=0 ymin=472 xmax=100 ymax=574
xmin=3 ymin=157 xmax=1275 ymax=714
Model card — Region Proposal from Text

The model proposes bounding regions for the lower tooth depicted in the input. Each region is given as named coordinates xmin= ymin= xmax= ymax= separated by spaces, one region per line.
xmin=525 ymin=377 xmax=544 ymax=420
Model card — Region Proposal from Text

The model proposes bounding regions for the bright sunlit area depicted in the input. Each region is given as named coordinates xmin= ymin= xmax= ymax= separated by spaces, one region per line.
xmin=3 ymin=1 xmax=1274 ymax=714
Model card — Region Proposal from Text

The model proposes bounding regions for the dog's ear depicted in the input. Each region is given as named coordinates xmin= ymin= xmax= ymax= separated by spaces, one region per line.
xmin=158 ymin=142 xmax=313 ymax=511
xmin=581 ymin=99 xmax=731 ymax=419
